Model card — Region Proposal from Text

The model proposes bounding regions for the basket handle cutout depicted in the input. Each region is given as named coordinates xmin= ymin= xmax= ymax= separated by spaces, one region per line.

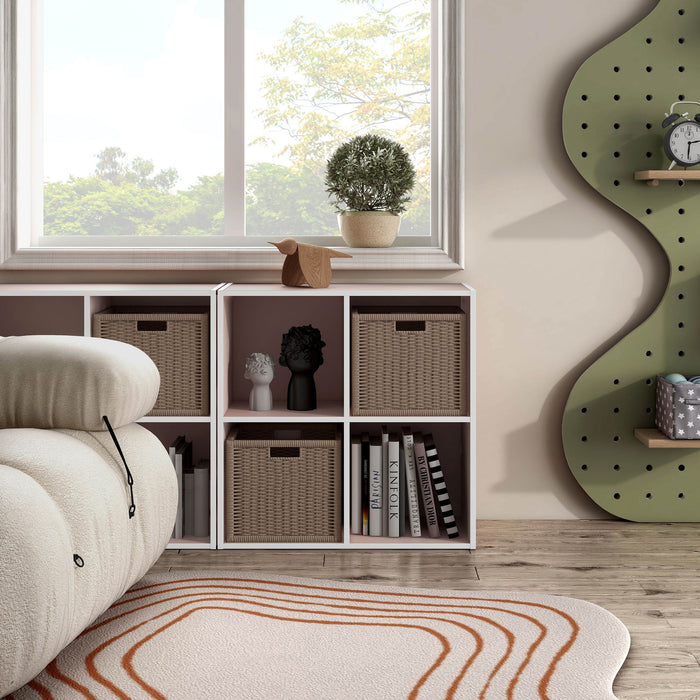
xmin=273 ymin=429 xmax=302 ymax=440
xmin=137 ymin=320 xmax=168 ymax=332
xmin=270 ymin=447 xmax=300 ymax=458
xmin=395 ymin=320 xmax=425 ymax=332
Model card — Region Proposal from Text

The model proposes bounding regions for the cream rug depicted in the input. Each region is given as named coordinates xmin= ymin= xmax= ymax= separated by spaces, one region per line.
xmin=11 ymin=571 xmax=630 ymax=700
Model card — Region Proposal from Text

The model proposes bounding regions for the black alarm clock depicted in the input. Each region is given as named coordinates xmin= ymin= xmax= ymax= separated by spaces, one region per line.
xmin=662 ymin=101 xmax=700 ymax=167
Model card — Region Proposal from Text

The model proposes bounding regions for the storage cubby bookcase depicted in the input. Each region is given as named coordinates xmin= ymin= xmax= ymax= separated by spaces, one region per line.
xmin=0 ymin=284 xmax=221 ymax=551
xmin=0 ymin=282 xmax=475 ymax=549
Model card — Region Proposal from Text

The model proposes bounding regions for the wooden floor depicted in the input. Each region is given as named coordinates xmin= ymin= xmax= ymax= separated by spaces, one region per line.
xmin=151 ymin=520 xmax=700 ymax=699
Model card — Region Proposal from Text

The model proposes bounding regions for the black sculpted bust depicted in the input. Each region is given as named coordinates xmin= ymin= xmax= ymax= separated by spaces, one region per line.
xmin=279 ymin=325 xmax=326 ymax=411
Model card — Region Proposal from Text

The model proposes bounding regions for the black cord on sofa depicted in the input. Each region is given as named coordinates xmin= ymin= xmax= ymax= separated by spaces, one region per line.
xmin=102 ymin=416 xmax=136 ymax=519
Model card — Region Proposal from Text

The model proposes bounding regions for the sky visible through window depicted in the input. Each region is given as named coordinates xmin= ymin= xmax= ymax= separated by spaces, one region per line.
xmin=42 ymin=0 xmax=430 ymax=238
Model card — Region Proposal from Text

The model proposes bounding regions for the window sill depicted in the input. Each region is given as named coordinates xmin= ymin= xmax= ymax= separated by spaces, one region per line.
xmin=0 ymin=243 xmax=464 ymax=271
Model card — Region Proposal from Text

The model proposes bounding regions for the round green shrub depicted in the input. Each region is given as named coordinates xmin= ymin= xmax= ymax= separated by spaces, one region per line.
xmin=325 ymin=134 xmax=416 ymax=214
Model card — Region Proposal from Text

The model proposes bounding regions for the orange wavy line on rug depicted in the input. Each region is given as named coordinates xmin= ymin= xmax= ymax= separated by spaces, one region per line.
xmin=45 ymin=660 xmax=96 ymax=700
xmin=65 ymin=585 xmax=562 ymax=700
xmin=25 ymin=680 xmax=51 ymax=700
xmin=125 ymin=604 xmax=461 ymax=700
xmin=7 ymin=570 xmax=632 ymax=700
xmin=111 ymin=579 xmax=569 ymax=697
xmin=92 ymin=587 xmax=536 ymax=698
xmin=80 ymin=598 xmax=454 ymax=700
xmin=125 ymin=589 xmax=529 ymax=698
xmin=86 ymin=596 xmax=482 ymax=697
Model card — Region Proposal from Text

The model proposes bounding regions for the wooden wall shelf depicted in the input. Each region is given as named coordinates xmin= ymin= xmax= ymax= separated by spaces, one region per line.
xmin=634 ymin=170 xmax=700 ymax=186
xmin=634 ymin=428 xmax=700 ymax=448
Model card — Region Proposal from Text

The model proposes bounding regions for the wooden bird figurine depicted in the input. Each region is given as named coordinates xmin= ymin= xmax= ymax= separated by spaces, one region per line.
xmin=269 ymin=238 xmax=352 ymax=288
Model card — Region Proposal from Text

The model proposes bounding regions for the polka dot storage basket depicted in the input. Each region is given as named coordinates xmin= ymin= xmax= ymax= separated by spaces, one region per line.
xmin=656 ymin=374 xmax=700 ymax=439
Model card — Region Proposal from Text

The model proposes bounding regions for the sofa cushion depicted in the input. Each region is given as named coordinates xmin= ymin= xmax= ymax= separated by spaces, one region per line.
xmin=0 ymin=335 xmax=160 ymax=430
xmin=0 ymin=424 xmax=177 ymax=695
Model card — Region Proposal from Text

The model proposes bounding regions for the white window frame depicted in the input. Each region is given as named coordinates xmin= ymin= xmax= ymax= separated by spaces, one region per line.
xmin=0 ymin=0 xmax=465 ymax=270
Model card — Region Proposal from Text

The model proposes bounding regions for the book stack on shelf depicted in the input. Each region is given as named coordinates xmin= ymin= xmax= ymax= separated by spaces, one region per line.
xmin=169 ymin=436 xmax=210 ymax=540
xmin=350 ymin=426 xmax=459 ymax=540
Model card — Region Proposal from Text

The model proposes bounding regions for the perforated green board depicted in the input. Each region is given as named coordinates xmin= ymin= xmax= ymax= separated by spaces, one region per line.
xmin=562 ymin=0 xmax=700 ymax=521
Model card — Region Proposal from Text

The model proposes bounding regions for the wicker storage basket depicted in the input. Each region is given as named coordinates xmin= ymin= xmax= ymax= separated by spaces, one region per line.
xmin=224 ymin=424 xmax=342 ymax=543
xmin=92 ymin=307 xmax=209 ymax=416
xmin=352 ymin=306 xmax=468 ymax=416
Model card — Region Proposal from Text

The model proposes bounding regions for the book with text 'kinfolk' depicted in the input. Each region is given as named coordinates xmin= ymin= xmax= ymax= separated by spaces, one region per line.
xmin=412 ymin=432 xmax=440 ymax=538
xmin=369 ymin=435 xmax=383 ymax=536
xmin=401 ymin=426 xmax=422 ymax=537
xmin=424 ymin=434 xmax=459 ymax=539
xmin=387 ymin=433 xmax=401 ymax=537
xmin=351 ymin=435 xmax=362 ymax=535
xmin=361 ymin=432 xmax=370 ymax=536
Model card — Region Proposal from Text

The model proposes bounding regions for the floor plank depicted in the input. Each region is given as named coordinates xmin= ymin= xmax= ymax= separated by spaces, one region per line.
xmin=149 ymin=519 xmax=700 ymax=699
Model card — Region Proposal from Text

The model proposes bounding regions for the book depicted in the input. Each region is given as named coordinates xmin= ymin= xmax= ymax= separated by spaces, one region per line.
xmin=412 ymin=432 xmax=440 ymax=538
xmin=179 ymin=438 xmax=193 ymax=536
xmin=168 ymin=434 xmax=184 ymax=464
xmin=193 ymin=458 xmax=210 ymax=538
xmin=401 ymin=427 xmax=422 ymax=537
xmin=424 ymin=433 xmax=459 ymax=539
xmin=169 ymin=435 xmax=186 ymax=539
xmin=387 ymin=433 xmax=401 ymax=537
xmin=381 ymin=425 xmax=389 ymax=537
xmin=399 ymin=443 xmax=406 ymax=537
xmin=361 ymin=432 xmax=370 ymax=536
xmin=350 ymin=435 xmax=362 ymax=535
xmin=183 ymin=463 xmax=195 ymax=537
xmin=369 ymin=435 xmax=383 ymax=536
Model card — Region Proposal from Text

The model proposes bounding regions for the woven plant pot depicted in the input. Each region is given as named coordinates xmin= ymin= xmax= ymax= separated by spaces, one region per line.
xmin=337 ymin=211 xmax=400 ymax=248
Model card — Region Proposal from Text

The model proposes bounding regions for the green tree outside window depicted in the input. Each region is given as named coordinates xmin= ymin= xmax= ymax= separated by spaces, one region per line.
xmin=43 ymin=0 xmax=430 ymax=238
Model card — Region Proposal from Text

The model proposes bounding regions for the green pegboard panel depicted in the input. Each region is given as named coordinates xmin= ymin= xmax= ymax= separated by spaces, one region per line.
xmin=562 ymin=0 xmax=700 ymax=521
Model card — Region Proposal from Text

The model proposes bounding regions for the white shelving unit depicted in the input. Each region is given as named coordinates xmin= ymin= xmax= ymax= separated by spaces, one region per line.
xmin=0 ymin=282 xmax=475 ymax=550
xmin=217 ymin=283 xmax=475 ymax=549
xmin=0 ymin=284 xmax=221 ymax=550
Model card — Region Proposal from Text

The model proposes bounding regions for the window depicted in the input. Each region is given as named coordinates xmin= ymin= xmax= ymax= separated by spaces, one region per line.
xmin=0 ymin=0 xmax=465 ymax=269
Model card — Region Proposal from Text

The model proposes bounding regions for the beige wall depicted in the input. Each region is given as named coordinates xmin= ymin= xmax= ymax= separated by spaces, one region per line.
xmin=466 ymin=0 xmax=664 ymax=518
xmin=0 ymin=0 xmax=666 ymax=518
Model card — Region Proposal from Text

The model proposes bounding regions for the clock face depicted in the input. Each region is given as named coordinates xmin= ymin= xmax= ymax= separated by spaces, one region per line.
xmin=665 ymin=120 xmax=700 ymax=166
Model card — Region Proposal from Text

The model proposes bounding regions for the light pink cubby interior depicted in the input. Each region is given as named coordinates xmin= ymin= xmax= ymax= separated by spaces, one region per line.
xmin=349 ymin=421 xmax=470 ymax=545
xmin=223 ymin=295 xmax=344 ymax=413
xmin=143 ymin=421 xmax=211 ymax=466
xmin=145 ymin=421 xmax=213 ymax=546
xmin=0 ymin=296 xmax=84 ymax=336
xmin=89 ymin=295 xmax=210 ymax=318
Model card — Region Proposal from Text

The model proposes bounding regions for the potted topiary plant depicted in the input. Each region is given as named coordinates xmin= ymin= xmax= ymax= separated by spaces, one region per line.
xmin=325 ymin=134 xmax=416 ymax=248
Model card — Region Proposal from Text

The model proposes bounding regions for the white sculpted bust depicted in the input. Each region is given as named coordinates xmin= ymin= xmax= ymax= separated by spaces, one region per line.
xmin=244 ymin=353 xmax=276 ymax=411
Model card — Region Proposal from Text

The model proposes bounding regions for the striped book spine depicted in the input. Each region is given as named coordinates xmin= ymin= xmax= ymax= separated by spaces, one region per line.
xmin=424 ymin=434 xmax=459 ymax=539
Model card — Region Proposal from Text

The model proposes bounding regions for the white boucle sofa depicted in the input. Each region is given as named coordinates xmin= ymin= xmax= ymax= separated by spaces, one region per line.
xmin=0 ymin=335 xmax=178 ymax=697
